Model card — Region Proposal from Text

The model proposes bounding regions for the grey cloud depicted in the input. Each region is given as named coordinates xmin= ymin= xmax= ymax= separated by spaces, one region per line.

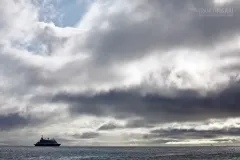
xmin=221 ymin=63 xmax=240 ymax=73
xmin=146 ymin=127 xmax=240 ymax=140
xmin=98 ymin=123 xmax=120 ymax=131
xmin=82 ymin=0 xmax=240 ymax=65
xmin=125 ymin=119 xmax=156 ymax=129
xmin=213 ymin=139 xmax=239 ymax=143
xmin=55 ymin=58 xmax=123 ymax=85
xmin=1 ymin=0 xmax=240 ymax=146
xmin=73 ymin=132 xmax=100 ymax=139
xmin=52 ymin=79 xmax=240 ymax=122
xmin=0 ymin=113 xmax=29 ymax=130
xmin=32 ymin=23 xmax=68 ymax=55
xmin=0 ymin=113 xmax=44 ymax=131
xmin=97 ymin=120 xmax=154 ymax=131
xmin=0 ymin=52 xmax=54 ymax=96
xmin=219 ymin=49 xmax=240 ymax=73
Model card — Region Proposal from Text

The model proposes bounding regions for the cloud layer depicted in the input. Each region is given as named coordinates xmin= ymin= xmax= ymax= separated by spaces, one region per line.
xmin=0 ymin=0 xmax=240 ymax=146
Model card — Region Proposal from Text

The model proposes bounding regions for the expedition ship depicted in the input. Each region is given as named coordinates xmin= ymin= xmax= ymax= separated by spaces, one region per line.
xmin=34 ymin=136 xmax=61 ymax=147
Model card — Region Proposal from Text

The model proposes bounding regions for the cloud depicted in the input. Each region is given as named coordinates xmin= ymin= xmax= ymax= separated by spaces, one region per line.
xmin=73 ymin=132 xmax=100 ymax=139
xmin=0 ymin=0 xmax=38 ymax=42
xmin=98 ymin=122 xmax=121 ymax=130
xmin=52 ymin=78 xmax=240 ymax=122
xmin=0 ymin=113 xmax=45 ymax=131
xmin=0 ymin=0 xmax=240 ymax=146
xmin=76 ymin=0 xmax=240 ymax=66
xmin=125 ymin=119 xmax=156 ymax=129
xmin=145 ymin=127 xmax=240 ymax=140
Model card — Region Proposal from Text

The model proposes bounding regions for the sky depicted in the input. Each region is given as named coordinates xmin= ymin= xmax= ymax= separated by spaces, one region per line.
xmin=0 ymin=0 xmax=240 ymax=146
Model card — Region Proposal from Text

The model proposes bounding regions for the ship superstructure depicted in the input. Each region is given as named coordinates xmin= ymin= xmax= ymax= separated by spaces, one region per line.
xmin=34 ymin=136 xmax=61 ymax=147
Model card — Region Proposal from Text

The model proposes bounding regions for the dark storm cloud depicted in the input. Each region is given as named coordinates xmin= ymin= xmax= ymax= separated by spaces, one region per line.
xmin=145 ymin=127 xmax=240 ymax=140
xmin=0 ymin=113 xmax=44 ymax=131
xmin=0 ymin=113 xmax=29 ymax=130
xmin=82 ymin=0 xmax=240 ymax=65
xmin=52 ymin=78 xmax=240 ymax=122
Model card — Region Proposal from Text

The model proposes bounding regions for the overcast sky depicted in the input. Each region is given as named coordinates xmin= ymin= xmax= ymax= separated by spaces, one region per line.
xmin=0 ymin=0 xmax=240 ymax=146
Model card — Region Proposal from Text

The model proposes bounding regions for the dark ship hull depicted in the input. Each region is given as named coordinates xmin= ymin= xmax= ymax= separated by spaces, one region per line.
xmin=34 ymin=143 xmax=61 ymax=147
xmin=34 ymin=136 xmax=61 ymax=147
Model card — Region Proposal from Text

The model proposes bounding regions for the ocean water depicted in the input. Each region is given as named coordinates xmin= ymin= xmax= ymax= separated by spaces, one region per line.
xmin=1 ymin=146 xmax=240 ymax=160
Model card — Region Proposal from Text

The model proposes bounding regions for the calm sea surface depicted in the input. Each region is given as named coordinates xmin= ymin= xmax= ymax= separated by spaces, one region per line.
xmin=1 ymin=146 xmax=240 ymax=160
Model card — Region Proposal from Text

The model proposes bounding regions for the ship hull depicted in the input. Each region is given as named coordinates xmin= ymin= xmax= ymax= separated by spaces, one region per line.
xmin=34 ymin=144 xmax=61 ymax=147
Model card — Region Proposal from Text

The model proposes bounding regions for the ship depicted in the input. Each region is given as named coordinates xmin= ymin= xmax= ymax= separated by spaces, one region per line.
xmin=34 ymin=136 xmax=61 ymax=147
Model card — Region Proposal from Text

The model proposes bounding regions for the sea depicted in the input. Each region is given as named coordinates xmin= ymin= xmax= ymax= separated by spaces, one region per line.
xmin=1 ymin=146 xmax=240 ymax=160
